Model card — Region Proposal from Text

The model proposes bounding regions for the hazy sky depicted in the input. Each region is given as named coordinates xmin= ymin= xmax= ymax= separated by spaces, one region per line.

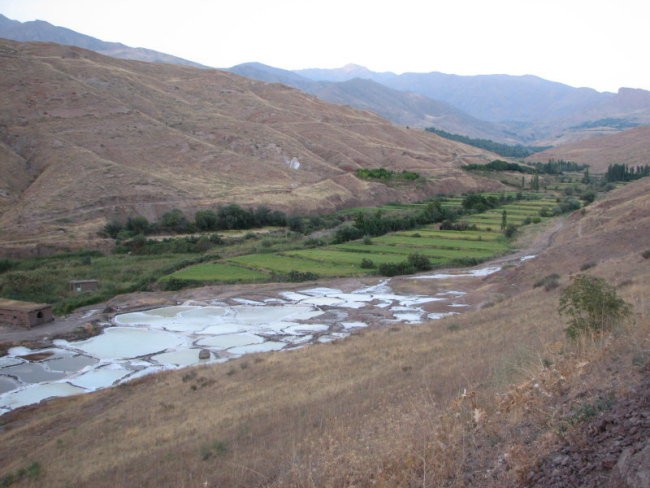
xmin=0 ymin=0 xmax=648 ymax=92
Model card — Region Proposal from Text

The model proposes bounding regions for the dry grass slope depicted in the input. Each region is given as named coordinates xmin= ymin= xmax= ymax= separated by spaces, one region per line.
xmin=0 ymin=39 xmax=500 ymax=252
xmin=0 ymin=179 xmax=648 ymax=486
xmin=528 ymin=126 xmax=650 ymax=173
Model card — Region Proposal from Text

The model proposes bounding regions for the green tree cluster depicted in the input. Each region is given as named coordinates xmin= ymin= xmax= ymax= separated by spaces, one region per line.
xmin=425 ymin=127 xmax=549 ymax=157
xmin=605 ymin=163 xmax=650 ymax=182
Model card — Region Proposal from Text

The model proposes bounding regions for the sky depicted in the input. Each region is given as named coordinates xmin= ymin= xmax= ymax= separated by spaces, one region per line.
xmin=0 ymin=0 xmax=648 ymax=92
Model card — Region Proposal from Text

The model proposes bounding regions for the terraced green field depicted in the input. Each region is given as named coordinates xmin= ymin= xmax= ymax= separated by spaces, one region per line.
xmin=285 ymin=249 xmax=407 ymax=266
xmin=229 ymin=254 xmax=360 ymax=277
xmin=162 ymin=192 xmax=560 ymax=285
xmin=460 ymin=196 xmax=558 ymax=230
xmin=334 ymin=243 xmax=495 ymax=260
xmin=164 ymin=263 xmax=269 ymax=282
xmin=371 ymin=235 xmax=507 ymax=251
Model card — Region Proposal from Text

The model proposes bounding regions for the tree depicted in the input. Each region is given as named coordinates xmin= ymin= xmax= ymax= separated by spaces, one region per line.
xmin=161 ymin=209 xmax=190 ymax=233
xmin=102 ymin=219 xmax=123 ymax=239
xmin=194 ymin=210 xmax=218 ymax=231
xmin=501 ymin=210 xmax=507 ymax=230
xmin=125 ymin=216 xmax=150 ymax=235
xmin=559 ymin=274 xmax=631 ymax=339
xmin=503 ymin=223 xmax=517 ymax=238
xmin=530 ymin=174 xmax=540 ymax=191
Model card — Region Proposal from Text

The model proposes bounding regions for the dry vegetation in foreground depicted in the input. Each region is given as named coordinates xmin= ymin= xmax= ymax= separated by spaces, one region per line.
xmin=0 ymin=179 xmax=649 ymax=487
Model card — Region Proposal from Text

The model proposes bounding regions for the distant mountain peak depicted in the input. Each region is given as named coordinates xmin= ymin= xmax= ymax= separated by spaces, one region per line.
xmin=341 ymin=63 xmax=368 ymax=72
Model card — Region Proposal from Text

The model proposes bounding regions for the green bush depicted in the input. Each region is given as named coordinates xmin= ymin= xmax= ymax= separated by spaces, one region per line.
xmin=533 ymin=273 xmax=560 ymax=291
xmin=504 ymin=224 xmax=517 ymax=238
xmin=378 ymin=262 xmax=415 ymax=277
xmin=286 ymin=270 xmax=319 ymax=282
xmin=407 ymin=253 xmax=432 ymax=271
xmin=0 ymin=259 xmax=15 ymax=274
xmin=164 ymin=278 xmax=188 ymax=291
xmin=559 ymin=274 xmax=632 ymax=339
xmin=102 ymin=219 xmax=124 ymax=238
xmin=360 ymin=258 xmax=375 ymax=269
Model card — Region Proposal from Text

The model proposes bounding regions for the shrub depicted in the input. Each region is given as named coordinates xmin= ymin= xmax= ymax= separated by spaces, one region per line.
xmin=160 ymin=209 xmax=191 ymax=233
xmin=642 ymin=250 xmax=650 ymax=259
xmin=0 ymin=259 xmax=15 ymax=274
xmin=407 ymin=253 xmax=432 ymax=271
xmin=333 ymin=225 xmax=364 ymax=244
xmin=194 ymin=210 xmax=218 ymax=231
xmin=362 ymin=235 xmax=373 ymax=245
xmin=102 ymin=219 xmax=124 ymax=238
xmin=360 ymin=258 xmax=375 ymax=269
xmin=164 ymin=278 xmax=189 ymax=291
xmin=580 ymin=261 xmax=597 ymax=271
xmin=504 ymin=224 xmax=517 ymax=238
xmin=559 ymin=274 xmax=632 ymax=339
xmin=440 ymin=221 xmax=477 ymax=231
xmin=286 ymin=270 xmax=319 ymax=282
xmin=533 ymin=273 xmax=560 ymax=291
xmin=303 ymin=238 xmax=324 ymax=248
xmin=378 ymin=261 xmax=415 ymax=277
xmin=125 ymin=215 xmax=150 ymax=234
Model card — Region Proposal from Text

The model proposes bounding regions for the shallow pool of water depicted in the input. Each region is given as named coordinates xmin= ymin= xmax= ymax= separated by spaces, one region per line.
xmin=0 ymin=265 xmax=507 ymax=413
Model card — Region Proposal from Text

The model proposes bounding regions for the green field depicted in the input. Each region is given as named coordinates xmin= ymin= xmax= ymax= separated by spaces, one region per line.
xmin=228 ymin=253 xmax=360 ymax=277
xmin=167 ymin=224 xmax=510 ymax=284
xmin=393 ymin=229 xmax=502 ymax=241
xmin=334 ymin=243 xmax=495 ymax=260
xmin=160 ymin=193 xmax=563 ymax=285
xmin=460 ymin=196 xmax=557 ymax=229
xmin=165 ymin=262 xmax=269 ymax=282
xmin=371 ymin=235 xmax=507 ymax=251
xmin=285 ymin=249 xmax=407 ymax=266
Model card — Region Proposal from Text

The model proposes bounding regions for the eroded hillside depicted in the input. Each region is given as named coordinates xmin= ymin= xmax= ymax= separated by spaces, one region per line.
xmin=527 ymin=126 xmax=650 ymax=173
xmin=0 ymin=178 xmax=647 ymax=487
xmin=0 ymin=40 xmax=498 ymax=251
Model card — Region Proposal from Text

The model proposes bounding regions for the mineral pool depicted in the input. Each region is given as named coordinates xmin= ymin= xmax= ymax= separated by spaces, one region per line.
xmin=0 ymin=265 xmax=508 ymax=413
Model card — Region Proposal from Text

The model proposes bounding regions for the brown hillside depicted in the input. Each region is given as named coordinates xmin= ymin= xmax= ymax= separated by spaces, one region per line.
xmin=527 ymin=125 xmax=650 ymax=172
xmin=0 ymin=180 xmax=647 ymax=487
xmin=0 ymin=39 xmax=498 ymax=251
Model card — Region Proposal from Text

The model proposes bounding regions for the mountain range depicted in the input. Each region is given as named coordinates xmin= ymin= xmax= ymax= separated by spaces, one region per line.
xmin=3 ymin=14 xmax=650 ymax=146
xmin=294 ymin=65 xmax=650 ymax=144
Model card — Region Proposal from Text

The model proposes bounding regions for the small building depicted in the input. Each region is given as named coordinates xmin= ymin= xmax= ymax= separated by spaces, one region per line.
xmin=69 ymin=279 xmax=99 ymax=293
xmin=0 ymin=298 xmax=54 ymax=329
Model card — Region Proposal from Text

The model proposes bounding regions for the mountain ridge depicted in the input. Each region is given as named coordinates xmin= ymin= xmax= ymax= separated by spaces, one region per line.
xmin=228 ymin=62 xmax=516 ymax=142
xmin=0 ymin=13 xmax=205 ymax=68
xmin=295 ymin=64 xmax=650 ymax=143
xmin=3 ymin=13 xmax=649 ymax=146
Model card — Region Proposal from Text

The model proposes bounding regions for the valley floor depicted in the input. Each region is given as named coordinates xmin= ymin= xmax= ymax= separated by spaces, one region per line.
xmin=0 ymin=179 xmax=648 ymax=487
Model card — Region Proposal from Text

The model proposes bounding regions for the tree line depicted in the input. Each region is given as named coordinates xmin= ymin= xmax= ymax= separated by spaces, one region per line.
xmin=605 ymin=163 xmax=650 ymax=182
xmin=463 ymin=159 xmax=588 ymax=175
xmin=103 ymin=204 xmax=288 ymax=239
xmin=425 ymin=128 xmax=550 ymax=158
